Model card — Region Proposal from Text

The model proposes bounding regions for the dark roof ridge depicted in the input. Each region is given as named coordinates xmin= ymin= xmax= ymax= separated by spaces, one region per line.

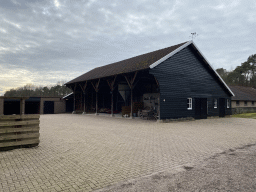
xmin=65 ymin=41 xmax=188 ymax=84
xmin=96 ymin=41 xmax=188 ymax=69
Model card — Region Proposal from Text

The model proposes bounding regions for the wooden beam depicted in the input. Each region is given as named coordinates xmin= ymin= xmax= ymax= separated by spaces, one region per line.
xmin=124 ymin=71 xmax=138 ymax=89
xmin=72 ymin=84 xmax=77 ymax=114
xmin=154 ymin=76 xmax=160 ymax=87
xmin=0 ymin=114 xmax=40 ymax=120
xmin=91 ymin=79 xmax=101 ymax=92
xmin=133 ymin=79 xmax=140 ymax=90
xmin=79 ymin=81 xmax=87 ymax=114
xmin=0 ymin=133 xmax=40 ymax=141
xmin=0 ymin=120 xmax=40 ymax=127
xmin=124 ymin=72 xmax=138 ymax=118
xmin=124 ymin=75 xmax=132 ymax=89
xmin=0 ymin=126 xmax=40 ymax=134
xmin=112 ymin=75 xmax=117 ymax=89
xmin=131 ymin=71 xmax=138 ymax=85
xmin=0 ymin=139 xmax=39 ymax=148
xmin=79 ymin=81 xmax=87 ymax=92
xmin=91 ymin=79 xmax=101 ymax=115
xmin=96 ymin=78 xmax=101 ymax=91
xmin=20 ymin=98 xmax=25 ymax=115
xmin=106 ymin=75 xmax=117 ymax=117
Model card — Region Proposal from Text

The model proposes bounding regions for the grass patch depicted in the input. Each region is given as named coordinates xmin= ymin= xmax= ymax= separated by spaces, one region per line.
xmin=232 ymin=113 xmax=256 ymax=119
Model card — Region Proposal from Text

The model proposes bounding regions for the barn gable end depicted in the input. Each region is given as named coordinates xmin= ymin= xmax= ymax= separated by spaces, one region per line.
xmin=150 ymin=45 xmax=232 ymax=119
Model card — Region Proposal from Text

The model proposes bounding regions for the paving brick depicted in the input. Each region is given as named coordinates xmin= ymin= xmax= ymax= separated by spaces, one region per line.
xmin=1 ymin=115 xmax=256 ymax=191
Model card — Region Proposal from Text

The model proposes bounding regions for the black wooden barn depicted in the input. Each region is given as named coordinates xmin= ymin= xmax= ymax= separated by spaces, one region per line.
xmin=65 ymin=41 xmax=234 ymax=120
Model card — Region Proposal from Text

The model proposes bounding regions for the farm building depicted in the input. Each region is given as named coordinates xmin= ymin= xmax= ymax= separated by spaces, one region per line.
xmin=0 ymin=96 xmax=65 ymax=115
xmin=65 ymin=41 xmax=234 ymax=120
xmin=229 ymin=85 xmax=256 ymax=114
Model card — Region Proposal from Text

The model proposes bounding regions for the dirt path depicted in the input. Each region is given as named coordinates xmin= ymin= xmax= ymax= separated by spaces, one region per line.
xmin=97 ymin=144 xmax=256 ymax=192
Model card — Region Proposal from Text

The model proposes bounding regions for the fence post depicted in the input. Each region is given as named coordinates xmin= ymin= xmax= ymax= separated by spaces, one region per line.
xmin=20 ymin=98 xmax=25 ymax=115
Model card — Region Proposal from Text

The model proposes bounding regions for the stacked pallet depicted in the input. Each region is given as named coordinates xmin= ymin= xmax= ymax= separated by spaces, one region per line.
xmin=0 ymin=114 xmax=40 ymax=149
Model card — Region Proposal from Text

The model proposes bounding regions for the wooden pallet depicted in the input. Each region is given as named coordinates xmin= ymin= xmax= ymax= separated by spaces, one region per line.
xmin=0 ymin=114 xmax=40 ymax=149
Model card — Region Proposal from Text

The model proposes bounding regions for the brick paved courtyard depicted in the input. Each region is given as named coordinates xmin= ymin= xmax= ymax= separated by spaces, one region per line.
xmin=0 ymin=114 xmax=256 ymax=192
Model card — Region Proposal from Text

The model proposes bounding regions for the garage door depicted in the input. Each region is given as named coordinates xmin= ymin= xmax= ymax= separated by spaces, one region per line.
xmin=44 ymin=101 xmax=54 ymax=114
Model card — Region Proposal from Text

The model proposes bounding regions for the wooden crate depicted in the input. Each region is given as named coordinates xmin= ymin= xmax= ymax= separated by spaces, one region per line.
xmin=0 ymin=114 xmax=40 ymax=150
xmin=122 ymin=102 xmax=144 ymax=117
xmin=122 ymin=106 xmax=131 ymax=117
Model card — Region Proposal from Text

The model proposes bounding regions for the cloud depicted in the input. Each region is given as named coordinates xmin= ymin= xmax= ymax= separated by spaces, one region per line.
xmin=0 ymin=0 xmax=255 ymax=94
xmin=54 ymin=0 xmax=60 ymax=8
xmin=0 ymin=64 xmax=81 ymax=95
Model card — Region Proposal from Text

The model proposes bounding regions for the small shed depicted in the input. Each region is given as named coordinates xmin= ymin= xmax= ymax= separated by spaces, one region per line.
xmin=0 ymin=96 xmax=66 ymax=115
xmin=65 ymin=41 xmax=234 ymax=120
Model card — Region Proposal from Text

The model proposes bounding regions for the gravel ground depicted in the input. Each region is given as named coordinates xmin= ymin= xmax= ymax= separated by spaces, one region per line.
xmin=97 ymin=144 xmax=256 ymax=192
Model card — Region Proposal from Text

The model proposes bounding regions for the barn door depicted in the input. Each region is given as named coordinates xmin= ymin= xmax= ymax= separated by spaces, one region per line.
xmin=195 ymin=98 xmax=207 ymax=119
xmin=200 ymin=98 xmax=207 ymax=119
xmin=219 ymin=98 xmax=225 ymax=117
xmin=44 ymin=101 xmax=54 ymax=114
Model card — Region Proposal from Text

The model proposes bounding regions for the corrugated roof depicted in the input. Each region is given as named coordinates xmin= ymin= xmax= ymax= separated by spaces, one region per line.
xmin=65 ymin=42 xmax=187 ymax=85
xmin=229 ymin=86 xmax=256 ymax=101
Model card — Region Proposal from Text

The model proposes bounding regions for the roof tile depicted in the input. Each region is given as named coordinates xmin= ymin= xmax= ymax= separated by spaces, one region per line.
xmin=66 ymin=42 xmax=187 ymax=84
xmin=229 ymin=86 xmax=256 ymax=101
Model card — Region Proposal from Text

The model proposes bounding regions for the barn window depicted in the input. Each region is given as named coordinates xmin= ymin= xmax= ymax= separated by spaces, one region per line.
xmin=227 ymin=99 xmax=230 ymax=108
xmin=252 ymin=101 xmax=255 ymax=106
xmin=214 ymin=99 xmax=218 ymax=108
xmin=187 ymin=98 xmax=192 ymax=110
xmin=244 ymin=101 xmax=247 ymax=106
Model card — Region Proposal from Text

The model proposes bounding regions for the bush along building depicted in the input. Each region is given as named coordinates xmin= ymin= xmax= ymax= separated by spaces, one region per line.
xmin=65 ymin=41 xmax=234 ymax=120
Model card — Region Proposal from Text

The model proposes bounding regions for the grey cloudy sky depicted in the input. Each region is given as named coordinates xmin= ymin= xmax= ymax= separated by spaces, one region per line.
xmin=0 ymin=0 xmax=255 ymax=95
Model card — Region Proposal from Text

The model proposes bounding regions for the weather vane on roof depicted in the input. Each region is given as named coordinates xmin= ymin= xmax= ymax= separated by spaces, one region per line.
xmin=190 ymin=32 xmax=198 ymax=40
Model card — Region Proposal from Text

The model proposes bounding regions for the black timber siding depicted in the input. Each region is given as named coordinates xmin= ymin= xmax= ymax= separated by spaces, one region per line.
xmin=150 ymin=45 xmax=232 ymax=119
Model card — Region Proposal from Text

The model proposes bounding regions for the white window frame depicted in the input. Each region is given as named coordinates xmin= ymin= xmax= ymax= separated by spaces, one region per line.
xmin=187 ymin=98 xmax=192 ymax=110
xmin=227 ymin=99 xmax=230 ymax=108
xmin=214 ymin=99 xmax=218 ymax=108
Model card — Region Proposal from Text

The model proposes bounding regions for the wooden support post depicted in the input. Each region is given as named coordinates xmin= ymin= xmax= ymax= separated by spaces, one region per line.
xmin=96 ymin=92 xmax=98 ymax=115
xmin=79 ymin=81 xmax=87 ymax=115
xmin=107 ymin=75 xmax=117 ymax=117
xmin=91 ymin=79 xmax=100 ymax=115
xmin=83 ymin=92 xmax=86 ymax=114
xmin=111 ymin=91 xmax=114 ymax=116
xmin=130 ymin=88 xmax=133 ymax=118
xmin=20 ymin=98 xmax=25 ymax=115
xmin=72 ymin=84 xmax=77 ymax=114
xmin=124 ymin=72 xmax=138 ymax=119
